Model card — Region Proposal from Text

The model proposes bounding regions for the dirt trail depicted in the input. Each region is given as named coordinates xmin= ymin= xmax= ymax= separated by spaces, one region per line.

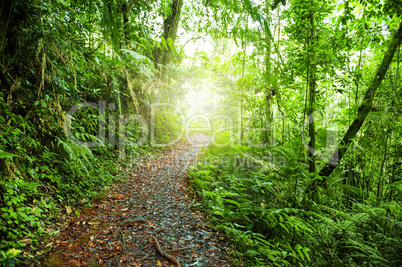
xmin=45 ymin=133 xmax=231 ymax=266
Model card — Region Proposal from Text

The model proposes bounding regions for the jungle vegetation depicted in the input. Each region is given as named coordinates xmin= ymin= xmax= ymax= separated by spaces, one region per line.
xmin=0 ymin=0 xmax=401 ymax=265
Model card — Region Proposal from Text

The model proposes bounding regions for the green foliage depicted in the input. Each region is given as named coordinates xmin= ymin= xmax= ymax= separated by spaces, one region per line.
xmin=190 ymin=140 xmax=402 ymax=266
xmin=1 ymin=0 xmax=402 ymax=266
xmin=0 ymin=0 xmax=180 ymax=264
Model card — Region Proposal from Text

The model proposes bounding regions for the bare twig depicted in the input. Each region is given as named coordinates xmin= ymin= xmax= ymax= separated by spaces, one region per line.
xmin=139 ymin=247 xmax=154 ymax=261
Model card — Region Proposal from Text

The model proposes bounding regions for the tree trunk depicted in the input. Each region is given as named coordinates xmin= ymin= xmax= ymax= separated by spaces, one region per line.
xmin=240 ymin=44 xmax=246 ymax=144
xmin=158 ymin=0 xmax=183 ymax=83
xmin=315 ymin=21 xmax=402 ymax=184
xmin=307 ymin=1 xmax=317 ymax=173
xmin=0 ymin=0 xmax=14 ymax=59
xmin=308 ymin=74 xmax=316 ymax=173
xmin=265 ymin=1 xmax=273 ymax=145
xmin=122 ymin=3 xmax=130 ymax=45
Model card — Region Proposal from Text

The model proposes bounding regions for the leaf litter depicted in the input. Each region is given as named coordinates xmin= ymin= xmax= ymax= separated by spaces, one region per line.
xmin=43 ymin=133 xmax=231 ymax=266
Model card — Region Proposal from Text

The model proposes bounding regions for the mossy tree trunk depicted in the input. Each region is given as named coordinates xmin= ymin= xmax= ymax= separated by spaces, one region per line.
xmin=307 ymin=0 xmax=317 ymax=174
xmin=158 ymin=0 xmax=183 ymax=83
xmin=264 ymin=1 xmax=273 ymax=145
xmin=122 ymin=2 xmax=130 ymax=45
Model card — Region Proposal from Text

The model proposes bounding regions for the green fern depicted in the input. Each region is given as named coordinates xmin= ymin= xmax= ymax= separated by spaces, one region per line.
xmin=345 ymin=239 xmax=389 ymax=265
xmin=307 ymin=210 xmax=336 ymax=226
xmin=0 ymin=151 xmax=20 ymax=160
xmin=312 ymin=203 xmax=352 ymax=220
xmin=56 ymin=137 xmax=94 ymax=175
xmin=243 ymin=153 xmax=279 ymax=173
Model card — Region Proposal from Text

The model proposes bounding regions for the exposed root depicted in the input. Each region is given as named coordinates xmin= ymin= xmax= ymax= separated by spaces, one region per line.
xmin=152 ymin=236 xmax=181 ymax=267
xmin=166 ymin=246 xmax=194 ymax=253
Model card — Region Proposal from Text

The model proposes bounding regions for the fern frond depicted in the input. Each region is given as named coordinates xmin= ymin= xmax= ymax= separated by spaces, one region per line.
xmin=312 ymin=203 xmax=352 ymax=220
xmin=307 ymin=210 xmax=336 ymax=226
xmin=345 ymin=239 xmax=389 ymax=265
xmin=0 ymin=151 xmax=21 ymax=160
xmin=243 ymin=154 xmax=279 ymax=173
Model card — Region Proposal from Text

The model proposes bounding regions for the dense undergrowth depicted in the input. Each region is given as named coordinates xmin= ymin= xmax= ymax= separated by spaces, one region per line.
xmin=0 ymin=1 xmax=182 ymax=264
xmin=2 ymin=0 xmax=402 ymax=266
xmin=189 ymin=134 xmax=402 ymax=266
xmin=0 ymin=90 xmax=158 ymax=264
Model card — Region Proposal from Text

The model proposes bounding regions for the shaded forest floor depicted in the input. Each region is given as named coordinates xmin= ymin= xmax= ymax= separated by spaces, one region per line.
xmin=42 ymin=133 xmax=231 ymax=267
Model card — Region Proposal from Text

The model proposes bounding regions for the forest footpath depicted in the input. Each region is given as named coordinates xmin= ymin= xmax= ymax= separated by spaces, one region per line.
xmin=43 ymin=133 xmax=231 ymax=267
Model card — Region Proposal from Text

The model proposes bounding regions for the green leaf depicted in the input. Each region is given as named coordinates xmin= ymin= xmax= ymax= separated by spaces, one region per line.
xmin=293 ymin=244 xmax=305 ymax=261
xmin=303 ymin=247 xmax=311 ymax=261
xmin=5 ymin=248 xmax=22 ymax=258
xmin=0 ymin=152 xmax=20 ymax=160
xmin=160 ymin=36 xmax=168 ymax=50
xmin=279 ymin=222 xmax=289 ymax=233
